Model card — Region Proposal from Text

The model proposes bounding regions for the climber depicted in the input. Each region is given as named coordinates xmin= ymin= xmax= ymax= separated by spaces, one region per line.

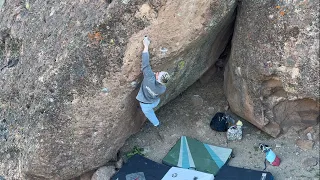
xmin=136 ymin=36 xmax=170 ymax=127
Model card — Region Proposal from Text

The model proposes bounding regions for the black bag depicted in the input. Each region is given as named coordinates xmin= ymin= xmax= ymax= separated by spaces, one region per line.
xmin=210 ymin=112 xmax=228 ymax=132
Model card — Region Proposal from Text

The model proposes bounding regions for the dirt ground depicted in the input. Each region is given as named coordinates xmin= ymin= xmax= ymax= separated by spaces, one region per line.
xmin=120 ymin=71 xmax=320 ymax=180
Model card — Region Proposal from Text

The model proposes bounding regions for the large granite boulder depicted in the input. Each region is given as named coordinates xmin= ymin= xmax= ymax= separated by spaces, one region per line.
xmin=225 ymin=0 xmax=319 ymax=137
xmin=0 ymin=0 xmax=237 ymax=179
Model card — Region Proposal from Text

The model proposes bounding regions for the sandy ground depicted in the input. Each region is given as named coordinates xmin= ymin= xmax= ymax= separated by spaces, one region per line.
xmin=120 ymin=71 xmax=320 ymax=180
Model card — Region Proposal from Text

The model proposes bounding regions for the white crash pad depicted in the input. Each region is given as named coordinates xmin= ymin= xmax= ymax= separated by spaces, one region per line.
xmin=162 ymin=167 xmax=214 ymax=180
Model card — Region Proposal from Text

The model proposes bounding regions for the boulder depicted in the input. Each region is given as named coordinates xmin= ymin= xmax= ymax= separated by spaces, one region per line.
xmin=225 ymin=0 xmax=319 ymax=137
xmin=0 ymin=0 xmax=237 ymax=179
xmin=91 ymin=166 xmax=115 ymax=180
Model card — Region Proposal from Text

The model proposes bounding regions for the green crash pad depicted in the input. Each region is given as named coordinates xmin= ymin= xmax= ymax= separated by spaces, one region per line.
xmin=162 ymin=136 xmax=232 ymax=175
xmin=0 ymin=0 xmax=5 ymax=8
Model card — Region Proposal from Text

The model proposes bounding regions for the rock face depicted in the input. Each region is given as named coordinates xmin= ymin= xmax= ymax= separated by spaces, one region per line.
xmin=91 ymin=166 xmax=115 ymax=180
xmin=225 ymin=0 xmax=319 ymax=137
xmin=0 ymin=0 xmax=236 ymax=179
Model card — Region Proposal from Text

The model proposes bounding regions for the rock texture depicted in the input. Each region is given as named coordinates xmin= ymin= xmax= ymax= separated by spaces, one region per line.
xmin=225 ymin=0 xmax=319 ymax=137
xmin=0 ymin=0 xmax=236 ymax=179
xmin=79 ymin=171 xmax=95 ymax=180
xmin=91 ymin=166 xmax=115 ymax=180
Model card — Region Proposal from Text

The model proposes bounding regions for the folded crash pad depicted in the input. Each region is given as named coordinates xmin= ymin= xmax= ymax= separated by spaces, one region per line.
xmin=162 ymin=136 xmax=232 ymax=175
xmin=215 ymin=165 xmax=274 ymax=180
xmin=111 ymin=154 xmax=170 ymax=180
xmin=162 ymin=167 xmax=214 ymax=180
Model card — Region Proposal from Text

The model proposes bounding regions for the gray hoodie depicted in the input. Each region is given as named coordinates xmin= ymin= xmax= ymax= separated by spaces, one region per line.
xmin=136 ymin=52 xmax=166 ymax=103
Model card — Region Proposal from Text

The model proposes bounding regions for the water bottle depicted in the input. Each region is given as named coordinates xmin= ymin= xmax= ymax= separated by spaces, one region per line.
xmin=236 ymin=120 xmax=243 ymax=140
xmin=227 ymin=120 xmax=243 ymax=141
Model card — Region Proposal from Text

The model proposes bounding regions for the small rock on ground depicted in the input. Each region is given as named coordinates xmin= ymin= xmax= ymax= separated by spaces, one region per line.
xmin=307 ymin=133 xmax=313 ymax=140
xmin=91 ymin=166 xmax=116 ymax=180
xmin=303 ymin=127 xmax=314 ymax=134
xmin=207 ymin=107 xmax=215 ymax=115
xmin=191 ymin=95 xmax=204 ymax=107
xmin=296 ymin=139 xmax=314 ymax=151
xmin=302 ymin=157 xmax=318 ymax=168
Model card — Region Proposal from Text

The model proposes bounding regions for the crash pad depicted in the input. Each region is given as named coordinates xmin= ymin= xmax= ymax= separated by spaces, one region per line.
xmin=162 ymin=167 xmax=214 ymax=180
xmin=162 ymin=136 xmax=232 ymax=175
xmin=215 ymin=165 xmax=274 ymax=180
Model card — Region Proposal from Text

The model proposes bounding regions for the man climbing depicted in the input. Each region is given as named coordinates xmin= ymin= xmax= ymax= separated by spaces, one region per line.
xmin=136 ymin=36 xmax=170 ymax=127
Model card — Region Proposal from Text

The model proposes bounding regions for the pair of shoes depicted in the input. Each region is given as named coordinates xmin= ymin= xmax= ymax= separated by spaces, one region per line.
xmin=143 ymin=36 xmax=150 ymax=47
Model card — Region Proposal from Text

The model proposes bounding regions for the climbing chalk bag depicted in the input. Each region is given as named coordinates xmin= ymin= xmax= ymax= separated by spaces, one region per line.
xmin=266 ymin=149 xmax=281 ymax=166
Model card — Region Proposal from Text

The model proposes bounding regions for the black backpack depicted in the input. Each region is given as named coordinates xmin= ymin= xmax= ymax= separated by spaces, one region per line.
xmin=210 ymin=112 xmax=229 ymax=132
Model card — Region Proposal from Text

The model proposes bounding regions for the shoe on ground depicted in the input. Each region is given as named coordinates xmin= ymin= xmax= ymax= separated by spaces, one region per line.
xmin=143 ymin=36 xmax=150 ymax=46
